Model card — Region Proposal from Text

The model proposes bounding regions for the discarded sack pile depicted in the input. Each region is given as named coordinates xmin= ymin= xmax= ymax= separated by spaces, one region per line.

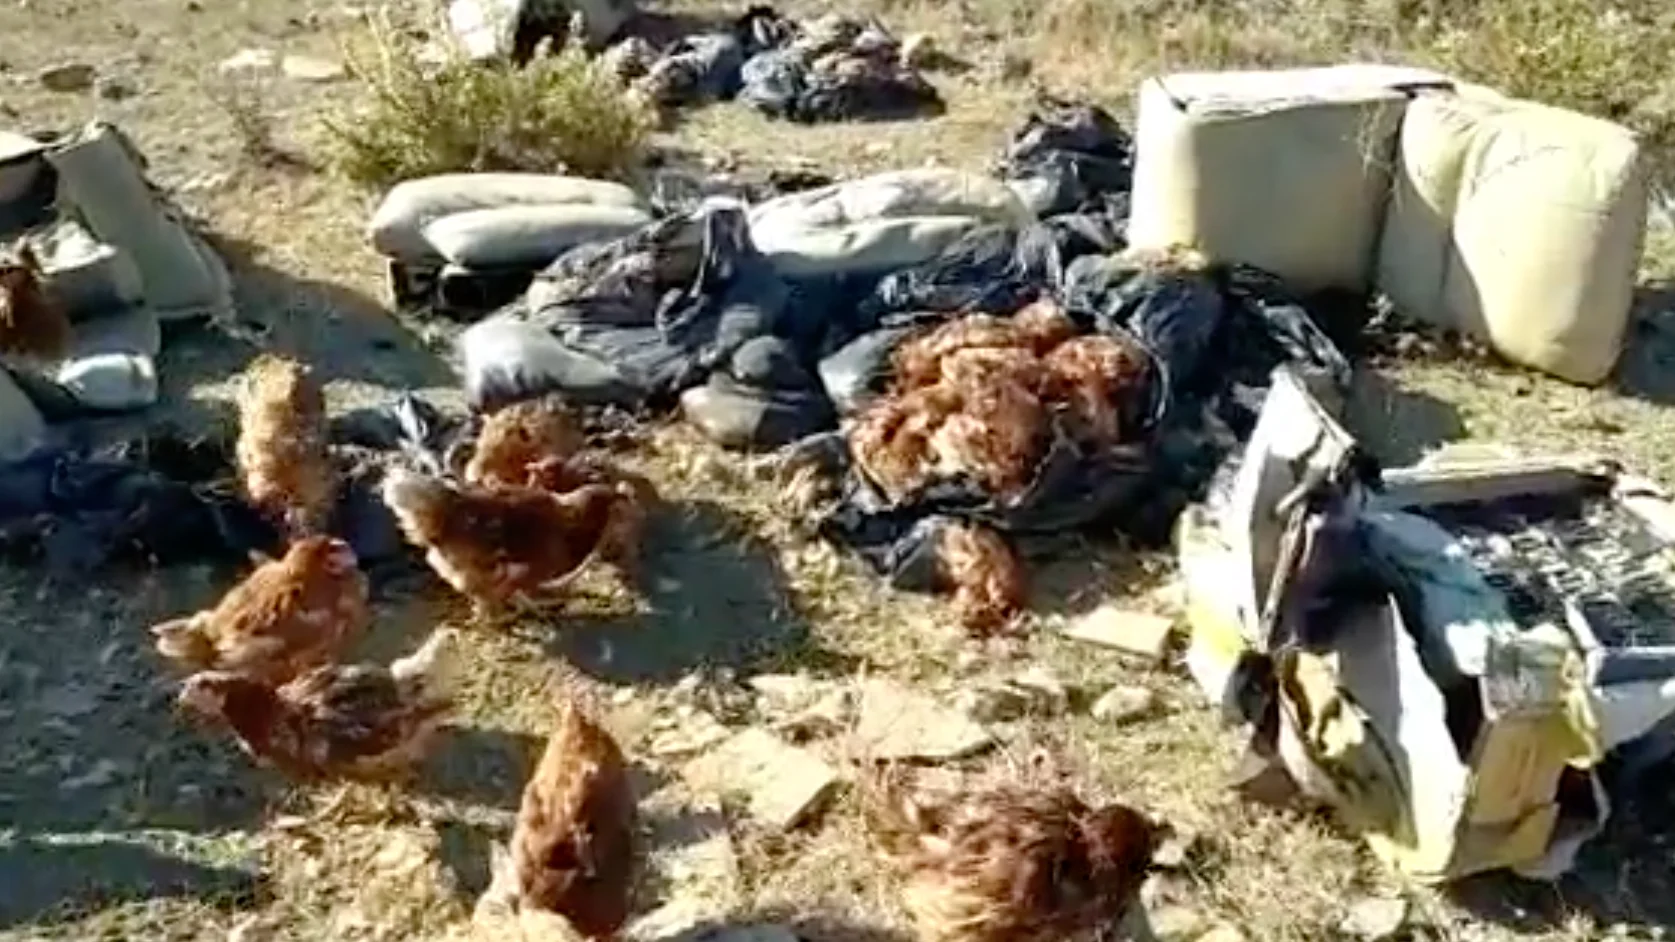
xmin=0 ymin=121 xmax=235 ymax=454
xmin=362 ymin=100 xmax=1353 ymax=634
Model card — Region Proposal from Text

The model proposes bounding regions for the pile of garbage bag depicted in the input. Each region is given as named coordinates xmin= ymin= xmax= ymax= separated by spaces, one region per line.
xmin=0 ymin=121 xmax=235 ymax=443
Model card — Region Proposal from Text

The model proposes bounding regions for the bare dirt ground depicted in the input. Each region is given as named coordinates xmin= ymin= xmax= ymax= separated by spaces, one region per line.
xmin=4 ymin=1 xmax=1675 ymax=941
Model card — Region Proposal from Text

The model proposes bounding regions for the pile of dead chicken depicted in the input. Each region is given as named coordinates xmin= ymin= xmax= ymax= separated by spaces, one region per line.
xmin=842 ymin=297 xmax=1157 ymax=634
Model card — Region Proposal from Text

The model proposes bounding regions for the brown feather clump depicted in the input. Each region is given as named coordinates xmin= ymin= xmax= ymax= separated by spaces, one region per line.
xmin=847 ymin=297 xmax=1154 ymax=633
xmin=0 ymin=243 xmax=71 ymax=362
xmin=866 ymin=772 xmax=1164 ymax=942
xmin=934 ymin=521 xmax=1026 ymax=635
xmin=476 ymin=697 xmax=636 ymax=940
xmin=235 ymin=353 xmax=335 ymax=537
xmin=465 ymin=395 xmax=587 ymax=489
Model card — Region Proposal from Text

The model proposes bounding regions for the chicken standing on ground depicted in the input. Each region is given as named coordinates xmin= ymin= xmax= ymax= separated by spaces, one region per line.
xmin=175 ymin=627 xmax=461 ymax=782
xmin=464 ymin=396 xmax=586 ymax=489
xmin=235 ymin=353 xmax=335 ymax=537
xmin=523 ymin=456 xmax=657 ymax=583
xmin=476 ymin=697 xmax=636 ymax=941
xmin=867 ymin=773 xmax=1164 ymax=942
xmin=0 ymin=242 xmax=71 ymax=362
xmin=380 ymin=466 xmax=629 ymax=620
xmin=151 ymin=535 xmax=371 ymax=684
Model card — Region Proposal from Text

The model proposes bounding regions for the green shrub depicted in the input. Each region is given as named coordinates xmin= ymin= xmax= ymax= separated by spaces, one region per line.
xmin=323 ymin=24 xmax=655 ymax=188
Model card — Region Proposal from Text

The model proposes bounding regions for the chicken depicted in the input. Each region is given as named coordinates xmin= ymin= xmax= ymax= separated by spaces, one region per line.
xmin=151 ymin=535 xmax=371 ymax=684
xmin=465 ymin=396 xmax=586 ymax=489
xmin=0 ymin=242 xmax=71 ymax=362
xmin=380 ymin=466 xmax=625 ymax=618
xmin=523 ymin=456 xmax=656 ymax=582
xmin=848 ymin=383 xmax=965 ymax=502
xmin=1040 ymin=334 xmax=1150 ymax=449
xmin=235 ymin=353 xmax=335 ymax=537
xmin=476 ymin=697 xmax=636 ymax=940
xmin=867 ymin=774 xmax=1164 ymax=942
xmin=175 ymin=627 xmax=461 ymax=782
xmin=926 ymin=374 xmax=1045 ymax=501
xmin=935 ymin=521 xmax=1026 ymax=635
xmin=892 ymin=315 xmax=1028 ymax=392
xmin=1010 ymin=298 xmax=1078 ymax=354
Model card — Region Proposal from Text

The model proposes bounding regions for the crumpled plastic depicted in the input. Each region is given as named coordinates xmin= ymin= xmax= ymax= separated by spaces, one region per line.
xmin=461 ymin=200 xmax=790 ymax=410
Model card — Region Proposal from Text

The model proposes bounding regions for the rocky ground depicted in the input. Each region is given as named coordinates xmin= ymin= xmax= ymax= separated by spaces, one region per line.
xmin=4 ymin=1 xmax=1675 ymax=942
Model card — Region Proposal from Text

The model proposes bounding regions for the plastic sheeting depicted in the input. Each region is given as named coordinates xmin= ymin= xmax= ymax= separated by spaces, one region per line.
xmin=460 ymin=200 xmax=791 ymax=413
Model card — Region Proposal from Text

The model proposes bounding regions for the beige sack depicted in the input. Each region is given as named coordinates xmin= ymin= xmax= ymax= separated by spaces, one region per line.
xmin=748 ymin=169 xmax=1030 ymax=277
xmin=420 ymin=203 xmax=652 ymax=269
xmin=1378 ymin=93 xmax=1647 ymax=385
xmin=1128 ymin=65 xmax=1453 ymax=293
xmin=370 ymin=173 xmax=648 ymax=264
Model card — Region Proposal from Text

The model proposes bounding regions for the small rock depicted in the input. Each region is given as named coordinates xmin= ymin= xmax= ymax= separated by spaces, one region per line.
xmin=95 ymin=75 xmax=137 ymax=100
xmin=39 ymin=680 xmax=100 ymax=718
xmin=1091 ymin=685 xmax=1159 ymax=724
xmin=1008 ymin=666 xmax=1070 ymax=711
xmin=281 ymin=54 xmax=346 ymax=82
xmin=1146 ymin=905 xmax=1207 ymax=941
xmin=999 ymin=51 xmax=1032 ymax=81
xmin=219 ymin=48 xmax=278 ymax=76
xmin=952 ymin=684 xmax=1032 ymax=723
xmin=1151 ymin=829 xmax=1202 ymax=869
xmin=684 ymin=728 xmax=841 ymax=829
xmin=1198 ymin=927 xmax=1247 ymax=942
xmin=749 ymin=673 xmax=825 ymax=712
xmin=855 ymin=679 xmax=994 ymax=761
xmin=1341 ymin=896 xmax=1410 ymax=941
xmin=900 ymin=32 xmax=937 ymax=69
xmin=38 ymin=62 xmax=96 ymax=93
xmin=1062 ymin=606 xmax=1176 ymax=662
xmin=648 ymin=709 xmax=730 ymax=757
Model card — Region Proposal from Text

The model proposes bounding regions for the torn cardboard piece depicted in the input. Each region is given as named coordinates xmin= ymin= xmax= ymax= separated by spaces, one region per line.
xmin=1176 ymin=366 xmax=1675 ymax=883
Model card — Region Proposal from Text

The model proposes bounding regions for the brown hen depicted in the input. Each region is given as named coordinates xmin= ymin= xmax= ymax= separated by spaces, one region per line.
xmin=235 ymin=353 xmax=335 ymax=537
xmin=476 ymin=697 xmax=636 ymax=940
xmin=380 ymin=467 xmax=625 ymax=619
xmin=934 ymin=521 xmax=1027 ymax=636
xmin=0 ymin=243 xmax=71 ymax=362
xmin=891 ymin=315 xmax=1028 ymax=392
xmin=848 ymin=384 xmax=964 ymax=503
xmin=176 ymin=627 xmax=461 ymax=782
xmin=151 ymin=535 xmax=370 ymax=684
xmin=524 ymin=456 xmax=656 ymax=582
xmin=465 ymin=396 xmax=586 ymax=489
xmin=868 ymin=774 xmax=1163 ymax=942
xmin=1040 ymin=334 xmax=1150 ymax=449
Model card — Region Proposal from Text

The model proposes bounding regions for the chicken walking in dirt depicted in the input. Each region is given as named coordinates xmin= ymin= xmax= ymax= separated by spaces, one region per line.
xmin=0 ymin=241 xmax=71 ymax=362
xmin=380 ymin=465 xmax=639 ymax=624
xmin=866 ymin=771 xmax=1164 ymax=942
xmin=475 ymin=696 xmax=636 ymax=941
xmin=236 ymin=352 xmax=336 ymax=538
xmin=174 ymin=627 xmax=461 ymax=783
xmin=151 ymin=535 xmax=371 ymax=684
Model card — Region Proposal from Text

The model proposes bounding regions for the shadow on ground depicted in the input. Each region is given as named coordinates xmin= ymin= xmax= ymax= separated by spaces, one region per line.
xmin=1612 ymin=282 xmax=1675 ymax=407
xmin=546 ymin=499 xmax=815 ymax=684
xmin=744 ymin=910 xmax=912 ymax=942
xmin=1446 ymin=769 xmax=1675 ymax=936
xmin=1343 ymin=367 xmax=1467 ymax=466
xmin=0 ymin=569 xmax=275 ymax=930
xmin=0 ymin=833 xmax=261 ymax=930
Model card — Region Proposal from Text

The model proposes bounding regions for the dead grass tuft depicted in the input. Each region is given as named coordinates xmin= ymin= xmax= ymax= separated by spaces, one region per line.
xmin=321 ymin=21 xmax=656 ymax=189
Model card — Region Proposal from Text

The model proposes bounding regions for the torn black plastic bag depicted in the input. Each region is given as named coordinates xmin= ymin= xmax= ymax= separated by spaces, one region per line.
xmin=997 ymin=99 xmax=1135 ymax=216
xmin=0 ymin=436 xmax=280 ymax=573
xmin=816 ymin=257 xmax=1353 ymax=587
xmin=820 ymin=217 xmax=1129 ymax=415
xmin=460 ymin=201 xmax=789 ymax=411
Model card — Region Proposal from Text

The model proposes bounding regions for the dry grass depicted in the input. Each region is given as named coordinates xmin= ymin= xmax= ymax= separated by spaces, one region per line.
xmin=322 ymin=19 xmax=656 ymax=188
xmin=3 ymin=0 xmax=1675 ymax=941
